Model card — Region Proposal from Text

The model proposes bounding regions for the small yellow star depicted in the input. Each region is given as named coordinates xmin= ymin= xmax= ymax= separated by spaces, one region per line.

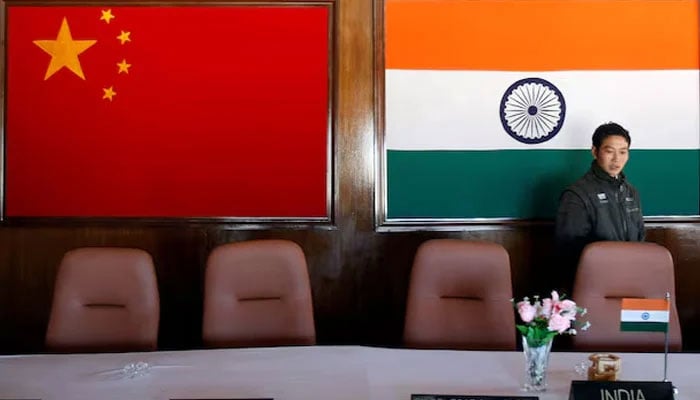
xmin=102 ymin=86 xmax=117 ymax=101
xmin=116 ymin=30 xmax=131 ymax=45
xmin=100 ymin=9 xmax=115 ymax=24
xmin=33 ymin=18 xmax=96 ymax=80
xmin=117 ymin=59 xmax=131 ymax=74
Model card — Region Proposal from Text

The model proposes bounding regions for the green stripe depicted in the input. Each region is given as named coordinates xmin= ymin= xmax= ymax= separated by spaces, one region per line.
xmin=620 ymin=321 xmax=669 ymax=332
xmin=387 ymin=149 xmax=699 ymax=219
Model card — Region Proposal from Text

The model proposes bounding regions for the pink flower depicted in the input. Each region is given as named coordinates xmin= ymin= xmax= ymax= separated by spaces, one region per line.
xmin=551 ymin=290 xmax=560 ymax=303
xmin=548 ymin=313 xmax=571 ymax=333
xmin=540 ymin=298 xmax=553 ymax=317
xmin=517 ymin=301 xmax=537 ymax=323
xmin=515 ymin=291 xmax=587 ymax=344
xmin=557 ymin=300 xmax=578 ymax=320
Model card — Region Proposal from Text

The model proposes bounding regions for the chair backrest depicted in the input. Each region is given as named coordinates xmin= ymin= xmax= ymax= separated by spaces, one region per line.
xmin=572 ymin=241 xmax=682 ymax=352
xmin=45 ymin=247 xmax=160 ymax=353
xmin=403 ymin=239 xmax=516 ymax=350
xmin=202 ymin=240 xmax=315 ymax=348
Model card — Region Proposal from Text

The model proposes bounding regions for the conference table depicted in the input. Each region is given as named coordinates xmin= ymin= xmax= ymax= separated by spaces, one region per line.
xmin=0 ymin=346 xmax=696 ymax=400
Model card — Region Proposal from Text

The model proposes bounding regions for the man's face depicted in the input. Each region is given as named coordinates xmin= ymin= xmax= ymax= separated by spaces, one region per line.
xmin=592 ymin=135 xmax=630 ymax=178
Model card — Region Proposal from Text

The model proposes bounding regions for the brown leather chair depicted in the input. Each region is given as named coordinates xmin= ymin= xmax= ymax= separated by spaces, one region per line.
xmin=202 ymin=240 xmax=315 ymax=348
xmin=572 ymin=241 xmax=682 ymax=352
xmin=45 ymin=247 xmax=160 ymax=353
xmin=403 ymin=239 xmax=516 ymax=350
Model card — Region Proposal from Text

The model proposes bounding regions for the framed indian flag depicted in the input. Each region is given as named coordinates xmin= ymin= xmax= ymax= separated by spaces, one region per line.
xmin=378 ymin=0 xmax=700 ymax=224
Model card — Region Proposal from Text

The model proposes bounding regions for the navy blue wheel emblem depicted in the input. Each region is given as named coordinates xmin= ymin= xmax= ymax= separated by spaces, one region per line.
xmin=499 ymin=77 xmax=566 ymax=144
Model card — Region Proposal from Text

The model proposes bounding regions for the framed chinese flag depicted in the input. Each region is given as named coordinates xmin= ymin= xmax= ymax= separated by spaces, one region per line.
xmin=3 ymin=2 xmax=333 ymax=219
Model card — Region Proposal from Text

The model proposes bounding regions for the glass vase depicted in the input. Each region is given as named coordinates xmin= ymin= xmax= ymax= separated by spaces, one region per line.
xmin=522 ymin=336 xmax=553 ymax=392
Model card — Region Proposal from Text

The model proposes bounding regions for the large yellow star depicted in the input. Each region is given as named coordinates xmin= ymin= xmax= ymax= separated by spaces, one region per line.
xmin=33 ymin=18 xmax=96 ymax=80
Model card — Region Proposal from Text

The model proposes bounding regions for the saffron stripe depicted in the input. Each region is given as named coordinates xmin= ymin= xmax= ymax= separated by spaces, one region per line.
xmin=386 ymin=0 xmax=699 ymax=71
xmin=621 ymin=298 xmax=670 ymax=312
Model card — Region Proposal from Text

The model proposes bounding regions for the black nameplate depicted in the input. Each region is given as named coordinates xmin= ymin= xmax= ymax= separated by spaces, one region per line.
xmin=412 ymin=395 xmax=538 ymax=400
xmin=569 ymin=380 xmax=674 ymax=400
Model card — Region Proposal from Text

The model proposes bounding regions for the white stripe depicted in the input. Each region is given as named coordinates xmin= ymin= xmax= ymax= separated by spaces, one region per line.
xmin=620 ymin=310 xmax=670 ymax=323
xmin=385 ymin=69 xmax=700 ymax=150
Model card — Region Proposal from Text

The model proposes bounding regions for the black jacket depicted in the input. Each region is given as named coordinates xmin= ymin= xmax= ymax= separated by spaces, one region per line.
xmin=550 ymin=161 xmax=645 ymax=293
xmin=555 ymin=161 xmax=645 ymax=251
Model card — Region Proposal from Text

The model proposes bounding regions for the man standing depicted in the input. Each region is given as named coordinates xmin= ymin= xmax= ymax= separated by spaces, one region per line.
xmin=553 ymin=122 xmax=645 ymax=291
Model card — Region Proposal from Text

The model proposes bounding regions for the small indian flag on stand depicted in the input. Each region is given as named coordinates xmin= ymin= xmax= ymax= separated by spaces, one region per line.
xmin=620 ymin=298 xmax=670 ymax=332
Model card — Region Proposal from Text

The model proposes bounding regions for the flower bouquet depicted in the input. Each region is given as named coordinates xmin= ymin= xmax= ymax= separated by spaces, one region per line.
xmin=514 ymin=290 xmax=589 ymax=392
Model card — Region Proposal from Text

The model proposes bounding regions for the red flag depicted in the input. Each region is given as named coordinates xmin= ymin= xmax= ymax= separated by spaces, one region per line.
xmin=6 ymin=5 xmax=329 ymax=218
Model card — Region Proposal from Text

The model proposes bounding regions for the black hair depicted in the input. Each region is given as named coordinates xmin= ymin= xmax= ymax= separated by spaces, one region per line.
xmin=592 ymin=122 xmax=631 ymax=149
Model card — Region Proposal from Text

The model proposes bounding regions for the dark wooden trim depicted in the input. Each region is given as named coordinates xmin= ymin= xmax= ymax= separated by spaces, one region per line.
xmin=2 ymin=0 xmax=700 ymax=357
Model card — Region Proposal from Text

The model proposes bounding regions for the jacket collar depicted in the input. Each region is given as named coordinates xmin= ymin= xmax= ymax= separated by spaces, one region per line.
xmin=590 ymin=160 xmax=626 ymax=184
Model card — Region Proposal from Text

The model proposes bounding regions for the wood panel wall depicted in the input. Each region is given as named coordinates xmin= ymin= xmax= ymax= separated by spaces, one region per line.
xmin=1 ymin=0 xmax=699 ymax=354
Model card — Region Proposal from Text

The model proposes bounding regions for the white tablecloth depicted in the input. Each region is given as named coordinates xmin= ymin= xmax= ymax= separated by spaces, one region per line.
xmin=0 ymin=346 xmax=696 ymax=400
